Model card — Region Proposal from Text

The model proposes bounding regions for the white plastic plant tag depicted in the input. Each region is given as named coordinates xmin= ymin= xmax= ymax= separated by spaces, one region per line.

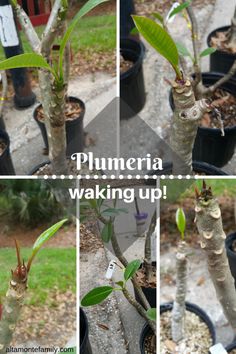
xmin=0 ymin=5 xmax=19 ymax=47
xmin=166 ymin=2 xmax=180 ymax=23
xmin=105 ymin=260 xmax=116 ymax=279
xmin=209 ymin=343 xmax=227 ymax=354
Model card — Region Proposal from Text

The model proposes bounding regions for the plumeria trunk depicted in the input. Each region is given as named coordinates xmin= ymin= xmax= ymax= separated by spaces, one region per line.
xmin=170 ymin=79 xmax=209 ymax=175
xmin=171 ymin=241 xmax=187 ymax=343
xmin=195 ymin=184 xmax=236 ymax=331
xmin=0 ymin=264 xmax=28 ymax=353
xmin=144 ymin=210 xmax=156 ymax=283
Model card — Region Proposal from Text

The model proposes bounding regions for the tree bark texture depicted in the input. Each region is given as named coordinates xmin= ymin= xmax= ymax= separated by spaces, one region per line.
xmin=195 ymin=194 xmax=236 ymax=331
xmin=171 ymin=241 xmax=187 ymax=343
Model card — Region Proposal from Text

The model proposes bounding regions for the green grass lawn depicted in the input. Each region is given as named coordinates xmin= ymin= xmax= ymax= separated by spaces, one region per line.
xmin=0 ymin=248 xmax=76 ymax=306
xmin=0 ymin=14 xmax=115 ymax=61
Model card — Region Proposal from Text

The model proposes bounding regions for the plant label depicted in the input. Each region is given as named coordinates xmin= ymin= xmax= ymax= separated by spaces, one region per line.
xmin=105 ymin=260 xmax=116 ymax=279
xmin=209 ymin=343 xmax=227 ymax=354
xmin=0 ymin=5 xmax=19 ymax=47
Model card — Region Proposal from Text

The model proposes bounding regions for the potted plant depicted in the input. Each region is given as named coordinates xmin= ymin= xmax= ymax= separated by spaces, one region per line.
xmin=207 ymin=6 xmax=236 ymax=78
xmin=0 ymin=219 xmax=68 ymax=351
xmin=120 ymin=37 xmax=146 ymax=119
xmin=195 ymin=181 xmax=236 ymax=334
xmin=0 ymin=0 xmax=108 ymax=175
xmin=160 ymin=207 xmax=216 ymax=352
xmin=80 ymin=189 xmax=157 ymax=353
xmin=132 ymin=2 xmax=236 ymax=173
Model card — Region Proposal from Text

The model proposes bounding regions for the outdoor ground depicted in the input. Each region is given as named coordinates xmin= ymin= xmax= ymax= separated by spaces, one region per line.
xmin=1 ymin=1 xmax=116 ymax=174
xmin=0 ymin=222 xmax=76 ymax=348
xmin=160 ymin=179 xmax=236 ymax=347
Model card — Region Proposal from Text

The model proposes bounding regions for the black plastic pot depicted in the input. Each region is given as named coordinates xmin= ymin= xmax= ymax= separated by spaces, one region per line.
xmin=120 ymin=37 xmax=146 ymax=119
xmin=160 ymin=302 xmax=216 ymax=351
xmin=34 ymin=96 xmax=85 ymax=157
xmin=207 ymin=26 xmax=236 ymax=79
xmin=169 ymin=73 xmax=236 ymax=167
xmin=139 ymin=322 xmax=155 ymax=354
xmin=0 ymin=129 xmax=15 ymax=175
xmin=226 ymin=342 xmax=236 ymax=352
xmin=226 ymin=233 xmax=236 ymax=287
xmin=134 ymin=262 xmax=156 ymax=308
xmin=80 ymin=308 xmax=93 ymax=354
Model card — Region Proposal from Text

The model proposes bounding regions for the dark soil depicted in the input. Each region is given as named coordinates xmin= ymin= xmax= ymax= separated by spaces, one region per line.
xmin=160 ymin=195 xmax=235 ymax=252
xmin=201 ymin=88 xmax=236 ymax=129
xmin=0 ymin=139 xmax=6 ymax=156
xmin=36 ymin=101 xmax=83 ymax=123
xmin=144 ymin=333 xmax=156 ymax=354
xmin=228 ymin=350 xmax=236 ymax=353
xmin=210 ymin=29 xmax=236 ymax=54
xmin=136 ymin=265 xmax=156 ymax=288
xmin=120 ymin=56 xmax=134 ymax=74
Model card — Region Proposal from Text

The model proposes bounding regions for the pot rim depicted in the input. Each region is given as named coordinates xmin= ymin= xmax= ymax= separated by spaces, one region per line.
xmin=120 ymin=37 xmax=145 ymax=79
xmin=33 ymin=96 xmax=85 ymax=124
xmin=207 ymin=25 xmax=236 ymax=58
xmin=226 ymin=232 xmax=236 ymax=258
xmin=160 ymin=301 xmax=216 ymax=344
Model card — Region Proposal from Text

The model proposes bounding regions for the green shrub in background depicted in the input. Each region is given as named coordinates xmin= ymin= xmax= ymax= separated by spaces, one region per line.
xmin=0 ymin=180 xmax=72 ymax=226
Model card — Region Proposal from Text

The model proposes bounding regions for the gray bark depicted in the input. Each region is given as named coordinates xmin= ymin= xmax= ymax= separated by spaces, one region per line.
xmin=171 ymin=79 xmax=209 ymax=174
xmin=171 ymin=241 xmax=187 ymax=342
xmin=195 ymin=195 xmax=236 ymax=331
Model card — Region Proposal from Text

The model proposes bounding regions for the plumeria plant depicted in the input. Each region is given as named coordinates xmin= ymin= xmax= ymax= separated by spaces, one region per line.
xmin=132 ymin=1 xmax=236 ymax=174
xmin=0 ymin=219 xmax=67 ymax=352
xmin=0 ymin=0 xmax=109 ymax=175
xmin=80 ymin=188 xmax=157 ymax=333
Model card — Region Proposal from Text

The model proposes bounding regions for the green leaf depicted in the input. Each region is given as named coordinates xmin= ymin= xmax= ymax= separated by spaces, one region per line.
xmin=146 ymin=308 xmax=156 ymax=321
xmin=176 ymin=208 xmax=186 ymax=239
xmin=59 ymin=0 xmax=109 ymax=73
xmin=88 ymin=199 xmax=97 ymax=210
xmin=101 ymin=222 xmax=113 ymax=243
xmin=124 ymin=259 xmax=141 ymax=281
xmin=200 ymin=47 xmax=217 ymax=57
xmin=152 ymin=12 xmax=164 ymax=24
xmin=81 ymin=286 xmax=113 ymax=306
xmin=168 ymin=1 xmax=192 ymax=19
xmin=132 ymin=15 xmax=181 ymax=78
xmin=176 ymin=42 xmax=192 ymax=58
xmin=130 ymin=27 xmax=139 ymax=35
xmin=0 ymin=53 xmax=54 ymax=74
xmin=28 ymin=219 xmax=67 ymax=269
xmin=115 ymin=281 xmax=124 ymax=288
